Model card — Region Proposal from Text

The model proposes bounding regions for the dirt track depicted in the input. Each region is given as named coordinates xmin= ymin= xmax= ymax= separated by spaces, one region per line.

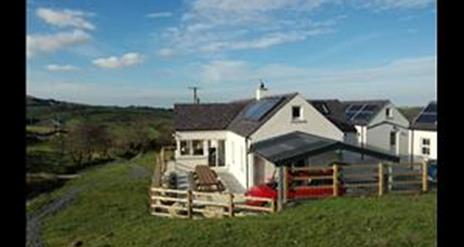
xmin=26 ymin=187 xmax=83 ymax=247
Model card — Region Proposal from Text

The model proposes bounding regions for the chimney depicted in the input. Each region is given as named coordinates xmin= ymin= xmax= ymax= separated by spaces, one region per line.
xmin=256 ymin=82 xmax=268 ymax=100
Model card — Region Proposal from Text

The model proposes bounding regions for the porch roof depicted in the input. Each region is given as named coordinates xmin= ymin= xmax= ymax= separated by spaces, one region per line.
xmin=250 ymin=131 xmax=400 ymax=165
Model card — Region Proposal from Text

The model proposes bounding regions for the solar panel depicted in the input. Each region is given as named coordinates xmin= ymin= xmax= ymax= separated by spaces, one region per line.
xmin=346 ymin=112 xmax=356 ymax=120
xmin=353 ymin=112 xmax=373 ymax=121
xmin=423 ymin=103 xmax=437 ymax=113
xmin=244 ymin=98 xmax=282 ymax=121
xmin=416 ymin=113 xmax=436 ymax=123
xmin=347 ymin=104 xmax=363 ymax=112
xmin=362 ymin=105 xmax=377 ymax=111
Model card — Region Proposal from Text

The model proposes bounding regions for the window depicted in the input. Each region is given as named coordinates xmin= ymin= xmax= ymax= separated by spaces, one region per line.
xmin=421 ymin=138 xmax=431 ymax=155
xmin=292 ymin=106 xmax=302 ymax=120
xmin=422 ymin=138 xmax=430 ymax=146
xmin=192 ymin=140 xmax=204 ymax=155
xmin=180 ymin=140 xmax=190 ymax=155
xmin=390 ymin=132 xmax=396 ymax=146
xmin=386 ymin=108 xmax=393 ymax=118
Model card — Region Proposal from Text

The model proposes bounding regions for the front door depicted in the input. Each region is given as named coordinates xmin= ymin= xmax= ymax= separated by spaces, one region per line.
xmin=207 ymin=140 xmax=226 ymax=167
xmin=208 ymin=147 xmax=216 ymax=167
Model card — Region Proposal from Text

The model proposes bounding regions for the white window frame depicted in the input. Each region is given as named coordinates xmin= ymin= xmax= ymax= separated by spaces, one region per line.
xmin=421 ymin=138 xmax=431 ymax=156
xmin=292 ymin=105 xmax=303 ymax=121
xmin=180 ymin=140 xmax=204 ymax=156
xmin=386 ymin=108 xmax=393 ymax=119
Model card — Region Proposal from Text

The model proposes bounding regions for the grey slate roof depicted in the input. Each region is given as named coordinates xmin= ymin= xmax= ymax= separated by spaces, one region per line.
xmin=308 ymin=99 xmax=357 ymax=132
xmin=174 ymin=93 xmax=297 ymax=136
xmin=227 ymin=93 xmax=298 ymax=137
xmin=411 ymin=101 xmax=437 ymax=131
xmin=250 ymin=131 xmax=400 ymax=165
xmin=341 ymin=100 xmax=390 ymax=126
xmin=174 ymin=103 xmax=248 ymax=131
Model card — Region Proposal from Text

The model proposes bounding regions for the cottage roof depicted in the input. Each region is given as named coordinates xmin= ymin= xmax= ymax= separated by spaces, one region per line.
xmin=411 ymin=101 xmax=437 ymax=131
xmin=174 ymin=93 xmax=298 ymax=137
xmin=341 ymin=100 xmax=390 ymax=126
xmin=308 ymin=99 xmax=357 ymax=132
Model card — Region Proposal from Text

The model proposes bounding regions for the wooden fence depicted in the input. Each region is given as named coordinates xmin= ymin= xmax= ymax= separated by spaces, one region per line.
xmin=287 ymin=162 xmax=428 ymax=200
xmin=150 ymin=187 xmax=275 ymax=219
xmin=152 ymin=146 xmax=176 ymax=187
xmin=150 ymin=150 xmax=429 ymax=219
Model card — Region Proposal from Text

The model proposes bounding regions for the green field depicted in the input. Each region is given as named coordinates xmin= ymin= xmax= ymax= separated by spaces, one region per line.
xmin=27 ymin=153 xmax=436 ymax=247
xmin=26 ymin=95 xmax=174 ymax=199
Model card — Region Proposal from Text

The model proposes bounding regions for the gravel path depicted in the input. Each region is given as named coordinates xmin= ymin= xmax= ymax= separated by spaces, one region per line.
xmin=26 ymin=187 xmax=83 ymax=247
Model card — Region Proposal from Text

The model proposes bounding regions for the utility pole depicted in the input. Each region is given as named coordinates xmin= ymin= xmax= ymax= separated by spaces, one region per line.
xmin=188 ymin=86 xmax=201 ymax=104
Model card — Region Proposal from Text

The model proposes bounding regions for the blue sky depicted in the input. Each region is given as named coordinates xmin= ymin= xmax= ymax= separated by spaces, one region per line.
xmin=26 ymin=0 xmax=436 ymax=107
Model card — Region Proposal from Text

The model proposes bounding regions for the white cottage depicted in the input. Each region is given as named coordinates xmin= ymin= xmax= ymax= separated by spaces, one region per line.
xmin=173 ymin=85 xmax=399 ymax=190
xmin=340 ymin=100 xmax=411 ymax=162
xmin=408 ymin=101 xmax=437 ymax=163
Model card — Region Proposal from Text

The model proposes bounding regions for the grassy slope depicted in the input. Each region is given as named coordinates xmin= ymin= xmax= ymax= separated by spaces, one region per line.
xmin=30 ymin=153 xmax=436 ymax=247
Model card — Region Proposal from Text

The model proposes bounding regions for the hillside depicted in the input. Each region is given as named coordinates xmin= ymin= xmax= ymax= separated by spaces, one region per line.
xmin=26 ymin=95 xmax=173 ymax=125
xmin=27 ymin=152 xmax=436 ymax=247
xmin=26 ymin=95 xmax=174 ymax=198
xmin=398 ymin=106 xmax=423 ymax=123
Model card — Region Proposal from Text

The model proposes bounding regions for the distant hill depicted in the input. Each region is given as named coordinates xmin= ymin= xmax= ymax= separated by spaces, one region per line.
xmin=26 ymin=95 xmax=173 ymax=126
xmin=398 ymin=106 xmax=423 ymax=123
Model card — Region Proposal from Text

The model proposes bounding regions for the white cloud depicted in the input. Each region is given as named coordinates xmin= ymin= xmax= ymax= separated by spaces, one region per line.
xmin=146 ymin=12 xmax=173 ymax=18
xmin=92 ymin=52 xmax=144 ymax=69
xmin=157 ymin=48 xmax=175 ymax=57
xmin=27 ymin=29 xmax=91 ymax=58
xmin=46 ymin=64 xmax=79 ymax=71
xmin=157 ymin=0 xmax=435 ymax=56
xmin=199 ymin=56 xmax=436 ymax=94
xmin=36 ymin=8 xmax=95 ymax=30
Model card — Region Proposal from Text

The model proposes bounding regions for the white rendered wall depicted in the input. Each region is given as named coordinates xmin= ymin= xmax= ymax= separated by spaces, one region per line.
xmin=251 ymin=94 xmax=344 ymax=143
xmin=344 ymin=132 xmax=359 ymax=146
xmin=409 ymin=129 xmax=437 ymax=162
xmin=174 ymin=130 xmax=228 ymax=168
xmin=226 ymin=131 xmax=248 ymax=188
xmin=367 ymin=124 xmax=409 ymax=160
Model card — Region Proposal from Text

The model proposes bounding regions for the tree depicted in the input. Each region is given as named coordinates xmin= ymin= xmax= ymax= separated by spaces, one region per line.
xmin=65 ymin=121 xmax=112 ymax=165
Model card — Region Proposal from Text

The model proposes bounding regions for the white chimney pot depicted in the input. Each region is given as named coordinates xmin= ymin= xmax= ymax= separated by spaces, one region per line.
xmin=256 ymin=83 xmax=268 ymax=100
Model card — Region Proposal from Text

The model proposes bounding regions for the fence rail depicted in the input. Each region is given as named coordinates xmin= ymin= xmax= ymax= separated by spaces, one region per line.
xmin=149 ymin=187 xmax=275 ymax=219
xmin=287 ymin=162 xmax=428 ymax=199
xmin=150 ymin=153 xmax=430 ymax=219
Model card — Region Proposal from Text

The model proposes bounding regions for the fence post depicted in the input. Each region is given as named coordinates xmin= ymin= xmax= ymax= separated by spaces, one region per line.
xmin=228 ymin=193 xmax=235 ymax=217
xmin=387 ymin=164 xmax=393 ymax=192
xmin=378 ymin=163 xmax=384 ymax=196
xmin=422 ymin=161 xmax=428 ymax=192
xmin=333 ymin=164 xmax=339 ymax=197
xmin=277 ymin=165 xmax=284 ymax=212
xmin=187 ymin=190 xmax=193 ymax=219
xmin=283 ymin=166 xmax=288 ymax=203
xmin=271 ymin=199 xmax=276 ymax=213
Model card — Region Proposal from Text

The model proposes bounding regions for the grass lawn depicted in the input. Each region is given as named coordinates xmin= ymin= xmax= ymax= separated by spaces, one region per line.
xmin=29 ymin=153 xmax=436 ymax=247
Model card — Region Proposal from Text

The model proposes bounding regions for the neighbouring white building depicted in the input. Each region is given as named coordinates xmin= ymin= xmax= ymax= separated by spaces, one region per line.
xmin=173 ymin=84 xmax=399 ymax=190
xmin=340 ymin=100 xmax=411 ymax=162
xmin=409 ymin=101 xmax=437 ymax=163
